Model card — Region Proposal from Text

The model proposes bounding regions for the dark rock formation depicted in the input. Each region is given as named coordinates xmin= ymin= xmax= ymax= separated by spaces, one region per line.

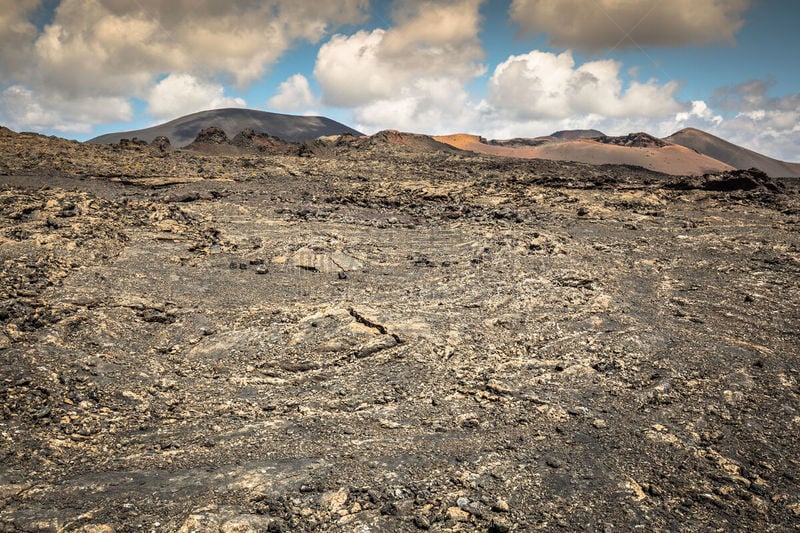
xmin=596 ymin=132 xmax=669 ymax=148
xmin=150 ymin=135 xmax=171 ymax=153
xmin=192 ymin=126 xmax=229 ymax=145
xmin=231 ymin=128 xmax=298 ymax=155
xmin=666 ymin=168 xmax=785 ymax=193
xmin=703 ymin=168 xmax=784 ymax=192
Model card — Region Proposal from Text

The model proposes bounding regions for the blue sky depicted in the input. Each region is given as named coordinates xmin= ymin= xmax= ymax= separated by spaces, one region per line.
xmin=1 ymin=0 xmax=798 ymax=160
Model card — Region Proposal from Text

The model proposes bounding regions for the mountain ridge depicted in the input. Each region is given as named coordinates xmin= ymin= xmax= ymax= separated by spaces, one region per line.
xmin=88 ymin=108 xmax=363 ymax=147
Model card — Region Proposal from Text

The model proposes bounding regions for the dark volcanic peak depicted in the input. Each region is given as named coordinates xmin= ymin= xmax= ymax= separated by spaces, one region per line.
xmin=88 ymin=108 xmax=363 ymax=147
xmin=550 ymin=129 xmax=605 ymax=140
xmin=665 ymin=127 xmax=800 ymax=178
xmin=596 ymin=132 xmax=669 ymax=148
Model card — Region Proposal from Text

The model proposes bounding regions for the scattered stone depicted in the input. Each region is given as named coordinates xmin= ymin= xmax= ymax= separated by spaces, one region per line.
xmin=76 ymin=526 xmax=115 ymax=533
xmin=492 ymin=498 xmax=510 ymax=513
xmin=446 ymin=506 xmax=470 ymax=522
xmin=545 ymin=457 xmax=563 ymax=469
xmin=163 ymin=192 xmax=201 ymax=203
xmin=488 ymin=517 xmax=511 ymax=533
xmin=380 ymin=502 xmax=399 ymax=516
xmin=413 ymin=515 xmax=431 ymax=529
xmin=321 ymin=488 xmax=349 ymax=513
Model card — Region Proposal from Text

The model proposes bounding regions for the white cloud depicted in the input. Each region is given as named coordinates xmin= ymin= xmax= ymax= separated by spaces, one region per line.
xmin=702 ymin=79 xmax=800 ymax=161
xmin=486 ymin=50 xmax=682 ymax=121
xmin=27 ymin=0 xmax=368 ymax=92
xmin=675 ymin=100 xmax=722 ymax=125
xmin=146 ymin=74 xmax=245 ymax=121
xmin=267 ymin=74 xmax=318 ymax=113
xmin=313 ymin=0 xmax=484 ymax=133
xmin=314 ymin=30 xmax=393 ymax=107
xmin=0 ymin=0 xmax=40 ymax=84
xmin=720 ymin=108 xmax=800 ymax=162
xmin=0 ymin=84 xmax=132 ymax=133
xmin=352 ymin=77 xmax=479 ymax=134
xmin=714 ymin=115 xmax=800 ymax=162
xmin=0 ymin=0 xmax=367 ymax=132
xmin=510 ymin=0 xmax=750 ymax=51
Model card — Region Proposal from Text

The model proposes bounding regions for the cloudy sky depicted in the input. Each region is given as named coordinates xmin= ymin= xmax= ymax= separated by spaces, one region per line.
xmin=1 ymin=0 xmax=799 ymax=160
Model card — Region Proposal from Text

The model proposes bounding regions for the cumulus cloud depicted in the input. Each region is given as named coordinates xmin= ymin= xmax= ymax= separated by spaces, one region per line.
xmin=0 ymin=0 xmax=367 ymax=132
xmin=27 ymin=0 xmax=368 ymax=94
xmin=0 ymin=0 xmax=40 ymax=84
xmin=314 ymin=0 xmax=484 ymax=132
xmin=675 ymin=100 xmax=723 ymax=125
xmin=707 ymin=79 xmax=800 ymax=161
xmin=509 ymin=0 xmax=750 ymax=51
xmin=268 ymin=74 xmax=319 ymax=113
xmin=712 ymin=79 xmax=767 ymax=111
xmin=487 ymin=50 xmax=682 ymax=121
xmin=146 ymin=74 xmax=245 ymax=121
xmin=0 ymin=85 xmax=132 ymax=133
xmin=352 ymin=77 xmax=480 ymax=134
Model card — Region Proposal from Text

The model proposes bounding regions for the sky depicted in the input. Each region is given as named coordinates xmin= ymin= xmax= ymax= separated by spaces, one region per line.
xmin=1 ymin=0 xmax=799 ymax=161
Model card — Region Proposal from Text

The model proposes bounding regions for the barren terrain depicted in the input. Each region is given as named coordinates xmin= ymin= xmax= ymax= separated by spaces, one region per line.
xmin=1 ymin=128 xmax=799 ymax=532
xmin=434 ymin=134 xmax=734 ymax=176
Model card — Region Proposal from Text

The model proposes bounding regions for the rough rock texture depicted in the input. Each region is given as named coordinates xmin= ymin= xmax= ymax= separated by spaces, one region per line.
xmin=231 ymin=129 xmax=299 ymax=156
xmin=189 ymin=126 xmax=231 ymax=146
xmin=150 ymin=136 xmax=172 ymax=154
xmin=0 ymin=126 xmax=799 ymax=531
xmin=595 ymin=132 xmax=669 ymax=148
xmin=666 ymin=168 xmax=786 ymax=193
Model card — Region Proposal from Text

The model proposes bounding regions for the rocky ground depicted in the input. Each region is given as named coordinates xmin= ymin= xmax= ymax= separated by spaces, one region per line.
xmin=0 ymin=127 xmax=799 ymax=532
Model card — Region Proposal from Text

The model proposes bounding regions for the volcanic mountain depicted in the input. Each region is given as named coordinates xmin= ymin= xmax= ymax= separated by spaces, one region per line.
xmin=88 ymin=108 xmax=363 ymax=147
xmin=665 ymin=127 xmax=800 ymax=178
xmin=434 ymin=131 xmax=735 ymax=176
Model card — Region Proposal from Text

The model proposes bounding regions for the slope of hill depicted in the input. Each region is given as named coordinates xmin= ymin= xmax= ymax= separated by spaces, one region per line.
xmin=88 ymin=108 xmax=363 ymax=147
xmin=666 ymin=128 xmax=800 ymax=177
xmin=434 ymin=133 xmax=733 ymax=176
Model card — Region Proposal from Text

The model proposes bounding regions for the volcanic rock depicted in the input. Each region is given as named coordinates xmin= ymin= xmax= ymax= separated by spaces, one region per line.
xmin=0 ymin=125 xmax=797 ymax=532
xmin=595 ymin=132 xmax=669 ymax=148
xmin=231 ymin=128 xmax=298 ymax=155
xmin=193 ymin=126 xmax=229 ymax=145
xmin=150 ymin=135 xmax=171 ymax=153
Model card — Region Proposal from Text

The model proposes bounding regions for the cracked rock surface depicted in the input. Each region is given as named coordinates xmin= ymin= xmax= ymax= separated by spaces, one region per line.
xmin=0 ymin=128 xmax=799 ymax=531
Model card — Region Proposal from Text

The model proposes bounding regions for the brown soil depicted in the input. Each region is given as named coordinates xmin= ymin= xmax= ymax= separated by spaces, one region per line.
xmin=434 ymin=134 xmax=734 ymax=176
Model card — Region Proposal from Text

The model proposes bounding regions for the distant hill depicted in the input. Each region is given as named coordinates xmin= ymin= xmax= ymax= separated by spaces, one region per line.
xmin=434 ymin=133 xmax=733 ymax=176
xmin=665 ymin=128 xmax=800 ymax=178
xmin=486 ymin=130 xmax=606 ymax=148
xmin=550 ymin=129 xmax=605 ymax=140
xmin=88 ymin=108 xmax=363 ymax=147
